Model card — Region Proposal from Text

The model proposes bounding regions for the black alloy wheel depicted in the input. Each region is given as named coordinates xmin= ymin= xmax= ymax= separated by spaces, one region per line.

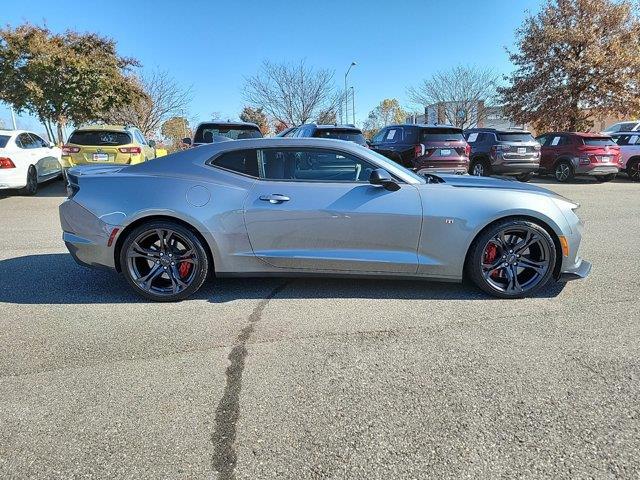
xmin=468 ymin=219 xmax=556 ymax=298
xmin=120 ymin=221 xmax=210 ymax=302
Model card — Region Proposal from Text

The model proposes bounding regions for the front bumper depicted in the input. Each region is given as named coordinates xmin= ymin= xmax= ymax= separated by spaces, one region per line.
xmin=559 ymin=258 xmax=592 ymax=281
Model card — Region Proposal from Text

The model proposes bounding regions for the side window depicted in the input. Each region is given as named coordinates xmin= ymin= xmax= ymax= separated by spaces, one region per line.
xmin=258 ymin=148 xmax=377 ymax=182
xmin=385 ymin=128 xmax=401 ymax=143
xmin=371 ymin=129 xmax=386 ymax=143
xmin=631 ymin=134 xmax=640 ymax=145
xmin=16 ymin=133 xmax=37 ymax=149
xmin=134 ymin=130 xmax=147 ymax=145
xmin=466 ymin=132 xmax=479 ymax=143
xmin=549 ymin=136 xmax=563 ymax=147
xmin=614 ymin=135 xmax=629 ymax=146
xmin=536 ymin=135 xmax=548 ymax=146
xmin=210 ymin=149 xmax=258 ymax=177
xmin=29 ymin=133 xmax=48 ymax=147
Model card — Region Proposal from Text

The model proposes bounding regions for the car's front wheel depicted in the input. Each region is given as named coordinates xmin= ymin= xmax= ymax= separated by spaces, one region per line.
xmin=119 ymin=221 xmax=210 ymax=302
xmin=467 ymin=219 xmax=556 ymax=299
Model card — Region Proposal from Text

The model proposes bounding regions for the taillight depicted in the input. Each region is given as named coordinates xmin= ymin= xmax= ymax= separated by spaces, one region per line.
xmin=464 ymin=144 xmax=471 ymax=157
xmin=0 ymin=157 xmax=16 ymax=168
xmin=414 ymin=144 xmax=425 ymax=157
xmin=118 ymin=147 xmax=142 ymax=154
xmin=62 ymin=145 xmax=80 ymax=155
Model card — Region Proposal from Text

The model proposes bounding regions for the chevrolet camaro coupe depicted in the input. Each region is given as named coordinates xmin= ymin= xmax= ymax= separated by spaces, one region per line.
xmin=59 ymin=138 xmax=591 ymax=302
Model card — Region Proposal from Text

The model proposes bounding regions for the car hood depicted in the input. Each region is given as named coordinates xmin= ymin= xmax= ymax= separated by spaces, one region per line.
xmin=434 ymin=174 xmax=554 ymax=195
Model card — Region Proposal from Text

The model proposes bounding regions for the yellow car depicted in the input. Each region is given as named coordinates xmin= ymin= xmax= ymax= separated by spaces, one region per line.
xmin=60 ymin=125 xmax=157 ymax=173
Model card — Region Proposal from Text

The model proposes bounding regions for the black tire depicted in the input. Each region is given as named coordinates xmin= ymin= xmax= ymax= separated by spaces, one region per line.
xmin=61 ymin=169 xmax=69 ymax=185
xmin=627 ymin=159 xmax=640 ymax=182
xmin=515 ymin=172 xmax=533 ymax=182
xmin=470 ymin=158 xmax=491 ymax=177
xmin=554 ymin=160 xmax=574 ymax=183
xmin=594 ymin=174 xmax=616 ymax=183
xmin=18 ymin=166 xmax=38 ymax=196
xmin=467 ymin=219 xmax=556 ymax=299
xmin=119 ymin=221 xmax=210 ymax=302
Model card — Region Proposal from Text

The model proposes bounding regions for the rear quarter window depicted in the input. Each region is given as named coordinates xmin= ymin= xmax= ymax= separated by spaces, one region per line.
xmin=68 ymin=130 xmax=132 ymax=146
xmin=0 ymin=135 xmax=10 ymax=148
xmin=210 ymin=149 xmax=259 ymax=177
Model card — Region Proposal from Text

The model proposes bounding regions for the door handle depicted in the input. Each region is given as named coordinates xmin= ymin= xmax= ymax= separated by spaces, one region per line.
xmin=259 ymin=194 xmax=290 ymax=204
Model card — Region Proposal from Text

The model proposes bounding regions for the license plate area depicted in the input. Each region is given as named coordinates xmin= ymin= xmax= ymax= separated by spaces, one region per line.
xmin=599 ymin=156 xmax=610 ymax=163
xmin=439 ymin=149 xmax=451 ymax=156
xmin=517 ymin=147 xmax=527 ymax=154
xmin=92 ymin=153 xmax=109 ymax=162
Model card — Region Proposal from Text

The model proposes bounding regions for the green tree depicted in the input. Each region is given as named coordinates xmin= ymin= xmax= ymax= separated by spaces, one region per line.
xmin=362 ymin=99 xmax=407 ymax=138
xmin=161 ymin=116 xmax=190 ymax=152
xmin=0 ymin=24 xmax=142 ymax=143
xmin=239 ymin=106 xmax=271 ymax=135
xmin=500 ymin=0 xmax=640 ymax=132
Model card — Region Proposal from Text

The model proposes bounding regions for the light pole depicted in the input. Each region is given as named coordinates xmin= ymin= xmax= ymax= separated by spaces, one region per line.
xmin=10 ymin=105 xmax=17 ymax=130
xmin=350 ymin=86 xmax=355 ymax=125
xmin=344 ymin=62 xmax=356 ymax=125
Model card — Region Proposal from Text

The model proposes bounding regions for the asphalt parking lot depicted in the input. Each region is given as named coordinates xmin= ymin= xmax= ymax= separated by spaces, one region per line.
xmin=0 ymin=177 xmax=639 ymax=479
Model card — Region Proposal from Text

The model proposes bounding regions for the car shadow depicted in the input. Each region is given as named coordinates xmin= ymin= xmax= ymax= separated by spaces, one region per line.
xmin=530 ymin=175 xmax=632 ymax=185
xmin=0 ymin=253 xmax=566 ymax=305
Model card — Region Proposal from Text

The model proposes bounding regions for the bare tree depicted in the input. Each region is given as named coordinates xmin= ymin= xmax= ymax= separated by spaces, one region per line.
xmin=407 ymin=66 xmax=501 ymax=129
xmin=105 ymin=70 xmax=192 ymax=137
xmin=243 ymin=60 xmax=339 ymax=126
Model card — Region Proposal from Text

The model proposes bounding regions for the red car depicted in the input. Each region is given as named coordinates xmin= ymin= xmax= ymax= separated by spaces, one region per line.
xmin=535 ymin=132 xmax=621 ymax=182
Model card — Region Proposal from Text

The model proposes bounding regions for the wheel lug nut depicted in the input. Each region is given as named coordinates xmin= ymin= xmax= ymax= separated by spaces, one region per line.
xmin=171 ymin=262 xmax=175 ymax=266
xmin=160 ymin=253 xmax=163 ymax=256
xmin=163 ymin=267 xmax=167 ymax=270
xmin=156 ymin=261 xmax=159 ymax=264
xmin=509 ymin=250 xmax=513 ymax=253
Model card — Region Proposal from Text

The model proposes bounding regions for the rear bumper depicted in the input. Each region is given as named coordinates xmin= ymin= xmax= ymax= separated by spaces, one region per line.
xmin=574 ymin=165 xmax=619 ymax=176
xmin=0 ymin=167 xmax=28 ymax=189
xmin=416 ymin=166 xmax=467 ymax=175
xmin=492 ymin=161 xmax=540 ymax=175
xmin=59 ymin=199 xmax=118 ymax=269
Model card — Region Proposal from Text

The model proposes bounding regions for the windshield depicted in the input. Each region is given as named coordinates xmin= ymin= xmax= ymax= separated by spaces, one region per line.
xmin=68 ymin=130 xmax=132 ymax=146
xmin=314 ymin=129 xmax=367 ymax=146
xmin=420 ymin=128 xmax=464 ymax=142
xmin=583 ymin=137 xmax=617 ymax=147
xmin=496 ymin=132 xmax=535 ymax=142
xmin=364 ymin=147 xmax=425 ymax=184
xmin=194 ymin=124 xmax=262 ymax=143
xmin=0 ymin=135 xmax=10 ymax=148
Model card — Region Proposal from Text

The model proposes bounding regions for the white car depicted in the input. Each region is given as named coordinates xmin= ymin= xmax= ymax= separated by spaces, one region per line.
xmin=0 ymin=129 xmax=62 ymax=195
xmin=602 ymin=121 xmax=640 ymax=135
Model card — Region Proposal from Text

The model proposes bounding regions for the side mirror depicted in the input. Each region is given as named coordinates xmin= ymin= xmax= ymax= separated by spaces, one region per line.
xmin=148 ymin=139 xmax=156 ymax=148
xmin=369 ymin=168 xmax=400 ymax=191
xmin=182 ymin=137 xmax=192 ymax=146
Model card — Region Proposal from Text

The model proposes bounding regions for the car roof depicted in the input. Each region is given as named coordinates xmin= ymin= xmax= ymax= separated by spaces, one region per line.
xmin=387 ymin=123 xmax=461 ymax=130
xmin=195 ymin=120 xmax=259 ymax=129
xmin=542 ymin=132 xmax=611 ymax=138
xmin=465 ymin=127 xmax=531 ymax=134
xmin=300 ymin=124 xmax=362 ymax=131
xmin=609 ymin=131 xmax=639 ymax=135
xmin=73 ymin=125 xmax=130 ymax=132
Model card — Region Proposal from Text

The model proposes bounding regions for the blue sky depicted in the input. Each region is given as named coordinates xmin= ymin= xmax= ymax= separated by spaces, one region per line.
xmin=1 ymin=0 xmax=542 ymax=136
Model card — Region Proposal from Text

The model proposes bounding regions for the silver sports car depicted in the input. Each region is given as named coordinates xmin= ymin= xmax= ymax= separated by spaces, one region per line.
xmin=59 ymin=138 xmax=591 ymax=302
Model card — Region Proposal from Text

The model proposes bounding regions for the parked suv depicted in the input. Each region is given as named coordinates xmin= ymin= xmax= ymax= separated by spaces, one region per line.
xmin=463 ymin=128 xmax=540 ymax=181
xmin=186 ymin=121 xmax=262 ymax=147
xmin=536 ymin=132 xmax=620 ymax=182
xmin=292 ymin=124 xmax=367 ymax=146
xmin=609 ymin=132 xmax=640 ymax=182
xmin=602 ymin=121 xmax=640 ymax=135
xmin=369 ymin=124 xmax=469 ymax=175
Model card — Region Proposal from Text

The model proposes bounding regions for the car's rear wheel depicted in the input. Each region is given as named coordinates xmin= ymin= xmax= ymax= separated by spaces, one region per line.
xmin=515 ymin=172 xmax=532 ymax=182
xmin=627 ymin=159 xmax=640 ymax=182
xmin=554 ymin=160 xmax=574 ymax=182
xmin=470 ymin=159 xmax=491 ymax=177
xmin=467 ymin=219 xmax=556 ymax=299
xmin=119 ymin=221 xmax=210 ymax=302
xmin=595 ymin=174 xmax=616 ymax=183
xmin=19 ymin=166 xmax=38 ymax=196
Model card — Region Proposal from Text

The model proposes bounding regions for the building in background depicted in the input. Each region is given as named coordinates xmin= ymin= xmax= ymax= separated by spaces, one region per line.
xmin=406 ymin=101 xmax=528 ymax=131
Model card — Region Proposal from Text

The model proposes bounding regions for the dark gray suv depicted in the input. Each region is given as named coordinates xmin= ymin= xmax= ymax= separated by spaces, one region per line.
xmin=463 ymin=128 xmax=541 ymax=181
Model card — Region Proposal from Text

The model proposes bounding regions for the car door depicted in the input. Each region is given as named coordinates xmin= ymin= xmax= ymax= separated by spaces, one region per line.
xmin=28 ymin=133 xmax=60 ymax=178
xmin=542 ymin=134 xmax=563 ymax=169
xmin=243 ymin=146 xmax=423 ymax=273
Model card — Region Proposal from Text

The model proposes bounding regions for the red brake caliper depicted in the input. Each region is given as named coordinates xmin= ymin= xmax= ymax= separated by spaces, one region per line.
xmin=178 ymin=261 xmax=191 ymax=278
xmin=484 ymin=244 xmax=500 ymax=278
